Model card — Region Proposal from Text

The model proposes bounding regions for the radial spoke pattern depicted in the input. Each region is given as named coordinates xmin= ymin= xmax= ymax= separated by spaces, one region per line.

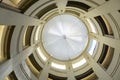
xmin=42 ymin=14 xmax=88 ymax=60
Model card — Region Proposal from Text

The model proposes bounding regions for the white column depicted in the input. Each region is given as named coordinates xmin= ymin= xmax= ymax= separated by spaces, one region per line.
xmin=67 ymin=71 xmax=76 ymax=80
xmin=55 ymin=0 xmax=68 ymax=13
xmin=90 ymin=33 xmax=120 ymax=51
xmin=14 ymin=64 xmax=28 ymax=80
xmin=24 ymin=0 xmax=50 ymax=16
xmin=0 ymin=7 xmax=43 ymax=25
xmin=39 ymin=61 xmax=50 ymax=80
xmin=0 ymin=45 xmax=36 ymax=80
xmin=67 ymin=62 xmax=76 ymax=80
xmin=10 ymin=26 xmax=24 ymax=57
xmin=84 ymin=54 xmax=113 ymax=80
xmin=103 ymin=14 xmax=120 ymax=39
xmin=82 ymin=0 xmax=120 ymax=18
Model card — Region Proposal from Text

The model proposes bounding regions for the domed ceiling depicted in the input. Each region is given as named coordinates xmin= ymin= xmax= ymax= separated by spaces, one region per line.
xmin=0 ymin=0 xmax=120 ymax=80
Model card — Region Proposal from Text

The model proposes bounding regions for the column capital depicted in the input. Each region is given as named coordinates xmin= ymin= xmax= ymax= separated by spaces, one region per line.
xmin=65 ymin=61 xmax=76 ymax=80
xmin=55 ymin=0 xmax=68 ymax=13
xmin=39 ymin=62 xmax=50 ymax=80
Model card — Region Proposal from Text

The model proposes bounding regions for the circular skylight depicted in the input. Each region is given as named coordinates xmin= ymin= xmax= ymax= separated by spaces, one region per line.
xmin=42 ymin=14 xmax=88 ymax=60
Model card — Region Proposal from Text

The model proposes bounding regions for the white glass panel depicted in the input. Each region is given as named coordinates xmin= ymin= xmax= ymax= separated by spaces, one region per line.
xmin=36 ymin=47 xmax=47 ymax=61
xmin=87 ymin=18 xmax=97 ymax=33
xmin=42 ymin=14 xmax=88 ymax=60
xmin=72 ymin=58 xmax=86 ymax=68
xmin=51 ymin=62 xmax=66 ymax=70
xmin=88 ymin=39 xmax=97 ymax=55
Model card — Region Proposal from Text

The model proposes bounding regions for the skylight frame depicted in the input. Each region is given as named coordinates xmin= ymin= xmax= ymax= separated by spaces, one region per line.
xmin=86 ymin=18 xmax=97 ymax=33
xmin=35 ymin=26 xmax=41 ymax=41
xmin=36 ymin=47 xmax=47 ymax=61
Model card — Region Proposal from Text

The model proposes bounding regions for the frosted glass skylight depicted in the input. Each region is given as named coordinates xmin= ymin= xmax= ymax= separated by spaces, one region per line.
xmin=51 ymin=62 xmax=66 ymax=70
xmin=72 ymin=58 xmax=86 ymax=68
xmin=88 ymin=39 xmax=97 ymax=55
xmin=36 ymin=47 xmax=47 ymax=61
xmin=42 ymin=14 xmax=88 ymax=60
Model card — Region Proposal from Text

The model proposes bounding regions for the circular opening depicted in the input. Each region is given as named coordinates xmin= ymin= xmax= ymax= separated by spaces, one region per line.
xmin=42 ymin=14 xmax=88 ymax=60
